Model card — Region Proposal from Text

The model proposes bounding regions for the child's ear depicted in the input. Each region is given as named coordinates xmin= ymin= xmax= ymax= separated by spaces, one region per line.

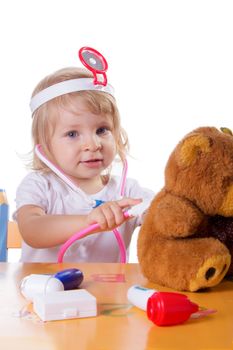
xmin=177 ymin=133 xmax=212 ymax=167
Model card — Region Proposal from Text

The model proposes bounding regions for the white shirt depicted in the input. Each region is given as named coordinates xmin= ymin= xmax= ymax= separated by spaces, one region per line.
xmin=14 ymin=171 xmax=154 ymax=263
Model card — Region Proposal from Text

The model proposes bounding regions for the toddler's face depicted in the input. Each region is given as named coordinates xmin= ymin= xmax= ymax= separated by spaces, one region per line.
xmin=48 ymin=96 xmax=117 ymax=189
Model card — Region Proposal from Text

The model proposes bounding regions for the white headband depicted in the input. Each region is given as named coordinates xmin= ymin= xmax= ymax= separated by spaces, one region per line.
xmin=30 ymin=78 xmax=114 ymax=115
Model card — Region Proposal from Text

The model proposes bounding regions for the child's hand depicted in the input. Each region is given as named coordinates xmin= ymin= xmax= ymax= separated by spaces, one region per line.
xmin=86 ymin=198 xmax=142 ymax=231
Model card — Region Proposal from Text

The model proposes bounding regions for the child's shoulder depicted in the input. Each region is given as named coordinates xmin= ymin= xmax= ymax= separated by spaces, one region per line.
xmin=117 ymin=175 xmax=154 ymax=199
xmin=18 ymin=171 xmax=62 ymax=190
xmin=109 ymin=174 xmax=139 ymax=188
xmin=110 ymin=175 xmax=153 ymax=194
xmin=20 ymin=170 xmax=51 ymax=184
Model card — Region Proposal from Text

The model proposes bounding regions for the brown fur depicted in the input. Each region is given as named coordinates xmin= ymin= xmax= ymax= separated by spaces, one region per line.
xmin=138 ymin=127 xmax=233 ymax=291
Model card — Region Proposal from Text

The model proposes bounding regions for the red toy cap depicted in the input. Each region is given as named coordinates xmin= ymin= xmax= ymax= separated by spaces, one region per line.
xmin=147 ymin=292 xmax=199 ymax=326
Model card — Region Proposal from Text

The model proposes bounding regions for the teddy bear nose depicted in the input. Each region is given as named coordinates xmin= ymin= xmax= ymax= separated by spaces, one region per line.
xmin=205 ymin=264 xmax=228 ymax=280
xmin=188 ymin=255 xmax=231 ymax=291
xmin=205 ymin=267 xmax=216 ymax=280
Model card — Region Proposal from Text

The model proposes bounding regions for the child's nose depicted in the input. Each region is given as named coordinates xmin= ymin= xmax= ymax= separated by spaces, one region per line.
xmin=82 ymin=135 xmax=101 ymax=151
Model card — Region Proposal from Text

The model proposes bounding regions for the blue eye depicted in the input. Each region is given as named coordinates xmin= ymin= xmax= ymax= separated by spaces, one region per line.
xmin=97 ymin=127 xmax=109 ymax=135
xmin=67 ymin=131 xmax=78 ymax=138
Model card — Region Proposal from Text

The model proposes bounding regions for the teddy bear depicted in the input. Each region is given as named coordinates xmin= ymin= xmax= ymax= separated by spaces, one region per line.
xmin=137 ymin=126 xmax=233 ymax=292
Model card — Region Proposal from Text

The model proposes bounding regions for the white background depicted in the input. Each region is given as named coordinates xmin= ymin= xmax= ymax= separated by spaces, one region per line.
xmin=1 ymin=0 xmax=233 ymax=262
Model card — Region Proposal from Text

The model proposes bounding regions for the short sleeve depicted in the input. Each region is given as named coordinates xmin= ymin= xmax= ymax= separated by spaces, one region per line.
xmin=13 ymin=172 xmax=49 ymax=218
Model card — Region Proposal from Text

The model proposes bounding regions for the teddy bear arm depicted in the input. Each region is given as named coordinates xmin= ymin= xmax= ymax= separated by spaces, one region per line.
xmin=152 ymin=192 xmax=205 ymax=238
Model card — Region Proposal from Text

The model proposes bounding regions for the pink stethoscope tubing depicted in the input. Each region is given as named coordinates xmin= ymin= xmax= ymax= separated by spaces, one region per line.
xmin=57 ymin=159 xmax=129 ymax=263
xmin=57 ymin=211 xmax=130 ymax=263
xmin=35 ymin=145 xmax=129 ymax=263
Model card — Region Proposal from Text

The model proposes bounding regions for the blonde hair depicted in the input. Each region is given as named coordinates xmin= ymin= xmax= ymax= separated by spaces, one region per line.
xmin=30 ymin=67 xmax=129 ymax=171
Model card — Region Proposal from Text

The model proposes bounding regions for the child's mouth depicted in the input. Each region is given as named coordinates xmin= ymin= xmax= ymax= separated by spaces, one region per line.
xmin=84 ymin=159 xmax=102 ymax=163
xmin=81 ymin=159 xmax=103 ymax=167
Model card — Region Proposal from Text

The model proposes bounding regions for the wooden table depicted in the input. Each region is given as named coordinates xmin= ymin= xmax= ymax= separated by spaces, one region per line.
xmin=0 ymin=263 xmax=232 ymax=350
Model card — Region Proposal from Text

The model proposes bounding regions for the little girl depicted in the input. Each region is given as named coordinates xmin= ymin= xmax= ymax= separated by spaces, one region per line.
xmin=14 ymin=47 xmax=154 ymax=262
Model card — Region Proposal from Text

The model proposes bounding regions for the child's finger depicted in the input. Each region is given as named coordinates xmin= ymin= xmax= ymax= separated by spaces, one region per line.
xmin=100 ymin=205 xmax=116 ymax=228
xmin=108 ymin=202 xmax=126 ymax=226
xmin=117 ymin=197 xmax=142 ymax=209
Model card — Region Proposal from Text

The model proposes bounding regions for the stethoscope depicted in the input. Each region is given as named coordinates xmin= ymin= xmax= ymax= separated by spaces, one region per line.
xmin=35 ymin=145 xmax=129 ymax=263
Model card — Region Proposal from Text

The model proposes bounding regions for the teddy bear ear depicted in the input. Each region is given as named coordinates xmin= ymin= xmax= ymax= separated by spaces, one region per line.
xmin=220 ymin=127 xmax=233 ymax=136
xmin=177 ymin=133 xmax=212 ymax=167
